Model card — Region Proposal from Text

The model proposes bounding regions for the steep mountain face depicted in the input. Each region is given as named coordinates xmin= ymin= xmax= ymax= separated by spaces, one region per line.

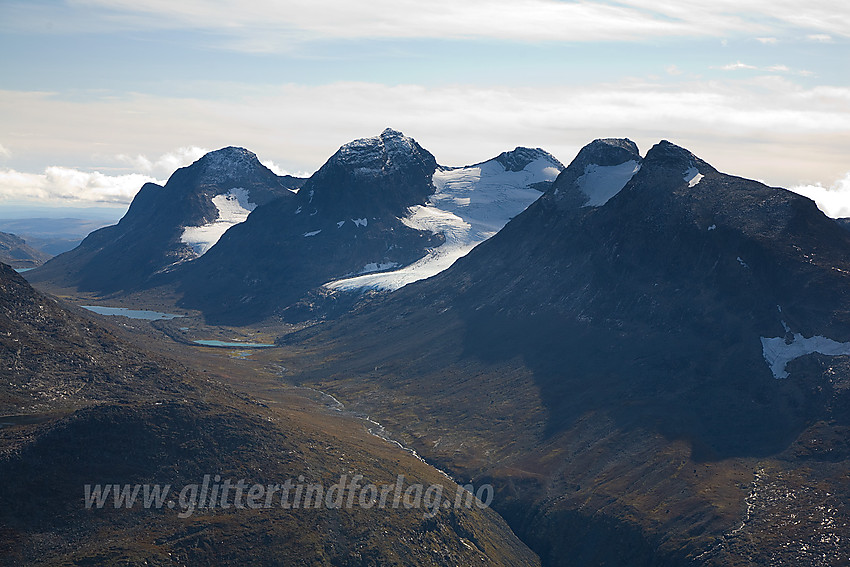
xmin=28 ymin=147 xmax=303 ymax=293
xmin=174 ymin=130 xmax=563 ymax=323
xmin=0 ymin=262 xmax=539 ymax=566
xmin=0 ymin=231 xmax=50 ymax=269
xmin=279 ymin=139 xmax=850 ymax=566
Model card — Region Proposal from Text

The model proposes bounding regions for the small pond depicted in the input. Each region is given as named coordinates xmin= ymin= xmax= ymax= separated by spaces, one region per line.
xmin=81 ymin=305 xmax=185 ymax=321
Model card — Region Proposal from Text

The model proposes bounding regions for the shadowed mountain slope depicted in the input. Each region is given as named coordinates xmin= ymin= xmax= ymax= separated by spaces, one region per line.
xmin=277 ymin=139 xmax=850 ymax=566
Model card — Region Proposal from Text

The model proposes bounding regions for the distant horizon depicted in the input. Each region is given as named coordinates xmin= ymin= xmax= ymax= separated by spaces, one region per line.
xmin=0 ymin=203 xmax=127 ymax=221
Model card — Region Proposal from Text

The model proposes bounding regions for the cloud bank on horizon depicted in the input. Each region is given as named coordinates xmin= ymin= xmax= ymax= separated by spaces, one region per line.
xmin=0 ymin=146 xmax=302 ymax=209
xmin=0 ymin=0 xmax=847 ymax=214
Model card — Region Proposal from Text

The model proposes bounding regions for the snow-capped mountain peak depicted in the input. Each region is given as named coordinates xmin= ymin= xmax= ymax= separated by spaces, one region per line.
xmin=192 ymin=146 xmax=268 ymax=185
xmin=640 ymin=140 xmax=713 ymax=178
xmin=576 ymin=161 xmax=642 ymax=207
xmin=331 ymin=128 xmax=432 ymax=178
xmin=29 ymin=146 xmax=303 ymax=293
xmin=494 ymin=147 xmax=564 ymax=173
xmin=295 ymin=128 xmax=438 ymax=219
xmin=624 ymin=140 xmax=717 ymax=198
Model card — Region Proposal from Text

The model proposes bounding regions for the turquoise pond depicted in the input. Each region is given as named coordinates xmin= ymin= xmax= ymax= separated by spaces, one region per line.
xmin=193 ymin=340 xmax=275 ymax=348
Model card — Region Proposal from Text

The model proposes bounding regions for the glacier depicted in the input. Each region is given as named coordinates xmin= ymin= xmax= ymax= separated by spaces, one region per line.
xmin=325 ymin=155 xmax=560 ymax=292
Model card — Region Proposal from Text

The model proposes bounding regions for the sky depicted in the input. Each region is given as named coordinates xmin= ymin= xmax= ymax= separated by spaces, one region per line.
xmin=0 ymin=0 xmax=848 ymax=218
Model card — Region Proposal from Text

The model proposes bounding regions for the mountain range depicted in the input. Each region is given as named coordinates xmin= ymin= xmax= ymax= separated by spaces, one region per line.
xmin=172 ymin=129 xmax=563 ymax=322
xmin=30 ymin=129 xmax=563 ymax=324
xmin=276 ymin=138 xmax=850 ymax=566
xmin=0 ymin=217 xmax=119 ymax=256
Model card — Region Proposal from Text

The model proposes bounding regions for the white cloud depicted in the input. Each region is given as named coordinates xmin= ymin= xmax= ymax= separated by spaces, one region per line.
xmin=756 ymin=37 xmax=778 ymax=44
xmin=260 ymin=159 xmax=309 ymax=178
xmin=806 ymin=34 xmax=834 ymax=42
xmin=115 ymin=146 xmax=208 ymax=177
xmin=791 ymin=172 xmax=850 ymax=218
xmin=62 ymin=0 xmax=715 ymax=44
xmin=0 ymin=144 xmax=10 ymax=158
xmin=665 ymin=65 xmax=684 ymax=76
xmin=717 ymin=61 xmax=758 ymax=70
xmin=0 ymin=167 xmax=161 ymax=206
xmin=716 ymin=62 xmax=812 ymax=76
xmin=0 ymin=145 xmax=312 ymax=208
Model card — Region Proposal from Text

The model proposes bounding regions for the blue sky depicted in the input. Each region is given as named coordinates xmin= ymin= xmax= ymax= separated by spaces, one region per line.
xmin=0 ymin=0 xmax=848 ymax=216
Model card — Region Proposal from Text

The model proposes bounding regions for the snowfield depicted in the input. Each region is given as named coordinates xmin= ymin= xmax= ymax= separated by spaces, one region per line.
xmin=181 ymin=188 xmax=256 ymax=256
xmin=761 ymin=327 xmax=850 ymax=379
xmin=578 ymin=160 xmax=641 ymax=207
xmin=325 ymin=155 xmax=561 ymax=292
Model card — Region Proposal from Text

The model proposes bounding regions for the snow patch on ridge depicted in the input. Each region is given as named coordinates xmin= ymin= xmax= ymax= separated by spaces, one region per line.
xmin=578 ymin=160 xmax=641 ymax=207
xmin=181 ymin=188 xmax=256 ymax=256
xmin=684 ymin=166 xmax=704 ymax=188
xmin=325 ymin=155 xmax=560 ymax=292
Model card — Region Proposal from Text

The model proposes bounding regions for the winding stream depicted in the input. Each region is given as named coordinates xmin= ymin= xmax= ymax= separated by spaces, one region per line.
xmin=288 ymin=385 xmax=452 ymax=479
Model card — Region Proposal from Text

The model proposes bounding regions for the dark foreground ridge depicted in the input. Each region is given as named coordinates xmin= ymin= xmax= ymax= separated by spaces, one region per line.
xmin=0 ymin=262 xmax=539 ymax=566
